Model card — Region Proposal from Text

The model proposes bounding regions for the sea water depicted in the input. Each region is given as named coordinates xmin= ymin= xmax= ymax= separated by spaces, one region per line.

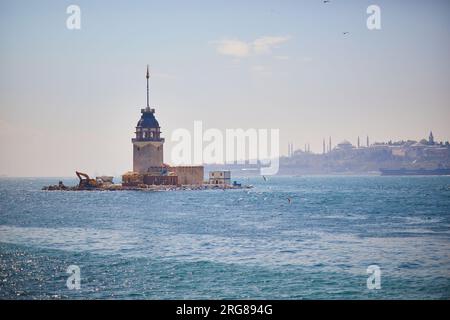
xmin=0 ymin=176 xmax=449 ymax=299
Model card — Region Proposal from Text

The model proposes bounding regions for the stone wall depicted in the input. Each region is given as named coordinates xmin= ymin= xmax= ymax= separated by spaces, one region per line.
xmin=170 ymin=166 xmax=204 ymax=185
xmin=133 ymin=141 xmax=164 ymax=173
xmin=143 ymin=175 xmax=178 ymax=185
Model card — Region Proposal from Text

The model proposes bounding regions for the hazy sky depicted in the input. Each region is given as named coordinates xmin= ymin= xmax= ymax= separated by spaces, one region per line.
xmin=1 ymin=0 xmax=449 ymax=176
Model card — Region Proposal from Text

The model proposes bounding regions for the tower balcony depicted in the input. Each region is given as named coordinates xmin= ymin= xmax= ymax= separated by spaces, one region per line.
xmin=132 ymin=137 xmax=165 ymax=143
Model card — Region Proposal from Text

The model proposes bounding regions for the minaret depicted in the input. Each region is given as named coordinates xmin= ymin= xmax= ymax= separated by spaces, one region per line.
xmin=429 ymin=131 xmax=434 ymax=145
xmin=329 ymin=136 xmax=332 ymax=152
xmin=357 ymin=136 xmax=360 ymax=148
xmin=132 ymin=66 xmax=165 ymax=173
xmin=366 ymin=135 xmax=369 ymax=147
xmin=323 ymin=138 xmax=326 ymax=154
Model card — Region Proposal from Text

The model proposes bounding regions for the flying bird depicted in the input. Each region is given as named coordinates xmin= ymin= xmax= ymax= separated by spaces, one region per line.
xmin=262 ymin=175 xmax=267 ymax=182
xmin=343 ymin=32 xmax=350 ymax=35
xmin=287 ymin=197 xmax=292 ymax=204
xmin=324 ymin=0 xmax=331 ymax=3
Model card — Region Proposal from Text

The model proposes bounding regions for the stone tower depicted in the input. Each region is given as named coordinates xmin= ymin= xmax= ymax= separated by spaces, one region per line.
xmin=132 ymin=66 xmax=164 ymax=173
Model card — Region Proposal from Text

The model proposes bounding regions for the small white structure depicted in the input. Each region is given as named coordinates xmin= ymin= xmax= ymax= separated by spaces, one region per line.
xmin=209 ymin=171 xmax=231 ymax=185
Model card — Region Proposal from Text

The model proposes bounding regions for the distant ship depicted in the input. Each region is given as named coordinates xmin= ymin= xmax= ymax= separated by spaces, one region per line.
xmin=380 ymin=168 xmax=450 ymax=176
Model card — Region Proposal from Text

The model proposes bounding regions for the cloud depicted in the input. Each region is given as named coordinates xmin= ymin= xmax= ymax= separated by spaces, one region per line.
xmin=252 ymin=36 xmax=291 ymax=54
xmin=213 ymin=35 xmax=291 ymax=58
xmin=213 ymin=39 xmax=251 ymax=58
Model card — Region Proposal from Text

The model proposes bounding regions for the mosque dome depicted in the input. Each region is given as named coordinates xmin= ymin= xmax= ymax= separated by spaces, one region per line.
xmin=336 ymin=140 xmax=354 ymax=150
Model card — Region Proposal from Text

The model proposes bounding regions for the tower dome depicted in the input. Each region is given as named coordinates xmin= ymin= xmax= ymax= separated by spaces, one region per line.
xmin=136 ymin=107 xmax=160 ymax=129
xmin=132 ymin=66 xmax=164 ymax=143
xmin=133 ymin=107 xmax=163 ymax=142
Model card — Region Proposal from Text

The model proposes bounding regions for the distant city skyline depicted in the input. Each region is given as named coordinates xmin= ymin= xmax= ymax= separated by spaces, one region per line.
xmin=1 ymin=0 xmax=450 ymax=176
xmin=289 ymin=130 xmax=449 ymax=155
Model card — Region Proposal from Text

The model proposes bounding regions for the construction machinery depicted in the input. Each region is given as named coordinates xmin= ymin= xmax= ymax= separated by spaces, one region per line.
xmin=75 ymin=171 xmax=98 ymax=189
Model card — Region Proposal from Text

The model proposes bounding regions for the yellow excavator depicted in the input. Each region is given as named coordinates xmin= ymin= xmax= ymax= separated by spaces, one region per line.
xmin=75 ymin=171 xmax=98 ymax=189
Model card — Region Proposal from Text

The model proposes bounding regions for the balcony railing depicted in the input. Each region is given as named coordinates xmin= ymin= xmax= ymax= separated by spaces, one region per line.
xmin=132 ymin=137 xmax=165 ymax=143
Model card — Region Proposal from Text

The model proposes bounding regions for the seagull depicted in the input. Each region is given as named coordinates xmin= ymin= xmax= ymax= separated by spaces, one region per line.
xmin=343 ymin=31 xmax=350 ymax=35
xmin=324 ymin=0 xmax=331 ymax=3
xmin=287 ymin=197 xmax=292 ymax=204
xmin=262 ymin=175 xmax=267 ymax=182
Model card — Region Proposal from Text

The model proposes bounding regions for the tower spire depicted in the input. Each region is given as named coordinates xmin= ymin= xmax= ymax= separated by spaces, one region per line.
xmin=146 ymin=65 xmax=150 ymax=107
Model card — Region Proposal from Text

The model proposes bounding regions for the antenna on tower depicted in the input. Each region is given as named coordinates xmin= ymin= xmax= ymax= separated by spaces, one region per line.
xmin=146 ymin=65 xmax=150 ymax=107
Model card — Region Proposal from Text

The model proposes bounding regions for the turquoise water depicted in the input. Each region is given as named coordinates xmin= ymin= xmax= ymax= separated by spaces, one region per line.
xmin=0 ymin=176 xmax=449 ymax=299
